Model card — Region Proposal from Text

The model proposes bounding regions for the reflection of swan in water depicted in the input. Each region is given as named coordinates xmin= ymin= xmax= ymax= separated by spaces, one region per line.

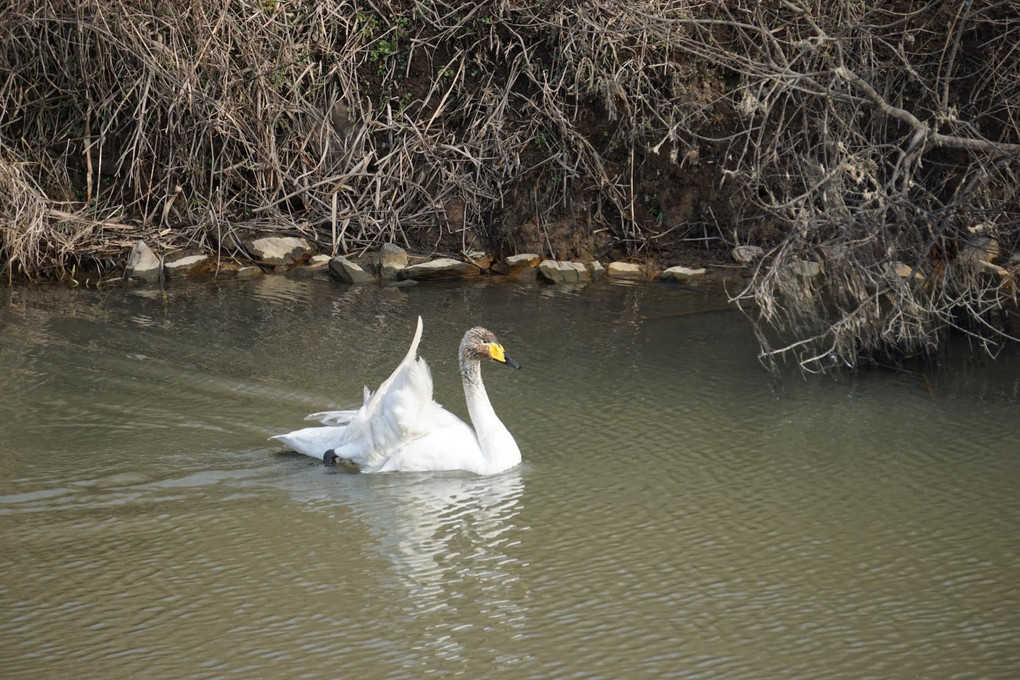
xmin=368 ymin=471 xmax=525 ymax=588
xmin=282 ymin=468 xmax=528 ymax=664
xmin=271 ymin=317 xmax=523 ymax=475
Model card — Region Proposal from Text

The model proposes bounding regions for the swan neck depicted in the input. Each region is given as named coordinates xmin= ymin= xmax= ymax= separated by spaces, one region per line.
xmin=460 ymin=354 xmax=518 ymax=471
xmin=460 ymin=357 xmax=491 ymax=418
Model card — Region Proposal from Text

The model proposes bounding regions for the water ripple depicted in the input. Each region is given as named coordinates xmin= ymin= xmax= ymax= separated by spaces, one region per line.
xmin=2 ymin=281 xmax=1020 ymax=678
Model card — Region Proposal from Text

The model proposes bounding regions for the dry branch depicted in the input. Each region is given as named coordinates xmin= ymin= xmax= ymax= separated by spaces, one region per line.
xmin=2 ymin=0 xmax=1019 ymax=372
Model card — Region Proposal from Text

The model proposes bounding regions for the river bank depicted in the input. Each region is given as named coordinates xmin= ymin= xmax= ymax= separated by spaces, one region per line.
xmin=3 ymin=1 xmax=1017 ymax=371
xmin=114 ymin=235 xmax=751 ymax=290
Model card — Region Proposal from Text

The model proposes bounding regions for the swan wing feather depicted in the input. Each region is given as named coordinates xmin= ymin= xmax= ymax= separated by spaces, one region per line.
xmin=305 ymin=409 xmax=359 ymax=425
xmin=338 ymin=317 xmax=448 ymax=468
xmin=370 ymin=417 xmax=482 ymax=473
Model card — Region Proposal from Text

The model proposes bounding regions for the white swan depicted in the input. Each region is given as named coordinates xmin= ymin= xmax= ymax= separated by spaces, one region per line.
xmin=270 ymin=317 xmax=522 ymax=475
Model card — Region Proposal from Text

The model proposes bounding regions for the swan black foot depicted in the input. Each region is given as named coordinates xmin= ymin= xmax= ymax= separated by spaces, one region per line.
xmin=323 ymin=449 xmax=339 ymax=465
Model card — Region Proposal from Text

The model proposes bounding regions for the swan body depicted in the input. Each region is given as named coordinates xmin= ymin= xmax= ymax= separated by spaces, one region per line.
xmin=271 ymin=317 xmax=521 ymax=475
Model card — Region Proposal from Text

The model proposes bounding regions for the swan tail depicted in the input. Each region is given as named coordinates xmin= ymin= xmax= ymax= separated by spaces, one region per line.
xmin=270 ymin=425 xmax=348 ymax=460
xmin=405 ymin=315 xmax=424 ymax=363
xmin=359 ymin=316 xmax=430 ymax=419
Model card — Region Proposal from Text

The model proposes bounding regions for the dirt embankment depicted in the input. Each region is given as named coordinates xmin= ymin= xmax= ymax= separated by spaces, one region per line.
xmin=0 ymin=1 xmax=751 ymax=280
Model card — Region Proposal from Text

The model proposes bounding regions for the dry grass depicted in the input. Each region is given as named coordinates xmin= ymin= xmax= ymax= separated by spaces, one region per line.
xmin=678 ymin=0 xmax=1020 ymax=371
xmin=2 ymin=0 xmax=1019 ymax=371
xmin=0 ymin=0 xmax=713 ymax=279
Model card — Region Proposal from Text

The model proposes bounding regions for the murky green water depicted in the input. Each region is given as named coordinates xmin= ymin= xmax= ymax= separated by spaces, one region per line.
xmin=2 ymin=276 xmax=1019 ymax=678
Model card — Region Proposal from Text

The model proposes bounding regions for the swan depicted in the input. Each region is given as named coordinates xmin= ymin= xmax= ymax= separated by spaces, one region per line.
xmin=270 ymin=317 xmax=522 ymax=475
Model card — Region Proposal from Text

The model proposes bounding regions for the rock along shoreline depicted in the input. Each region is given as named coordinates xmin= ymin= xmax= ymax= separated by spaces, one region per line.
xmin=122 ymin=236 xmax=768 ymax=289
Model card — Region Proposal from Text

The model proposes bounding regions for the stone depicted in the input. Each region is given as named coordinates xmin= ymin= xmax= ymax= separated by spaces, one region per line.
xmin=374 ymin=243 xmax=408 ymax=279
xmin=787 ymin=260 xmax=823 ymax=278
xmin=588 ymin=260 xmax=605 ymax=281
xmin=126 ymin=240 xmax=161 ymax=282
xmin=976 ymin=260 xmax=1009 ymax=280
xmin=890 ymin=262 xmax=911 ymax=278
xmin=607 ymin=261 xmax=647 ymax=281
xmin=658 ymin=265 xmax=707 ymax=283
xmin=517 ymin=267 xmax=539 ymax=282
xmin=464 ymin=250 xmax=493 ymax=270
xmin=888 ymin=261 xmax=924 ymax=282
xmin=384 ymin=279 xmax=418 ymax=289
xmin=494 ymin=253 xmax=541 ymax=276
xmin=329 ymin=257 xmax=375 ymax=284
xmin=397 ymin=258 xmax=481 ymax=281
xmin=164 ymin=254 xmax=209 ymax=279
xmin=206 ymin=262 xmax=238 ymax=278
xmin=960 ymin=237 xmax=999 ymax=264
xmin=537 ymin=260 xmax=590 ymax=283
xmin=288 ymin=255 xmax=331 ymax=279
xmin=566 ymin=261 xmax=591 ymax=281
xmin=732 ymin=245 xmax=764 ymax=264
xmin=205 ymin=228 xmax=246 ymax=252
xmin=288 ymin=265 xmax=318 ymax=279
xmin=244 ymin=236 xmax=314 ymax=265
xmin=236 ymin=266 xmax=263 ymax=280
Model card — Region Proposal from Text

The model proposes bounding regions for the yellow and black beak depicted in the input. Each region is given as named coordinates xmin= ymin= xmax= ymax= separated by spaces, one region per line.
xmin=488 ymin=343 xmax=521 ymax=369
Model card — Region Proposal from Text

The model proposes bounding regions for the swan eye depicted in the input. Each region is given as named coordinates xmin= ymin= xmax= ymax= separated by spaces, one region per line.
xmin=488 ymin=343 xmax=507 ymax=362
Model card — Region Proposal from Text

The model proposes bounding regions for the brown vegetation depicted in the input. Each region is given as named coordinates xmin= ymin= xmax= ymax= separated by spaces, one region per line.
xmin=2 ymin=1 xmax=1019 ymax=371
xmin=2 ymin=0 xmax=723 ymax=277
xmin=692 ymin=1 xmax=1020 ymax=371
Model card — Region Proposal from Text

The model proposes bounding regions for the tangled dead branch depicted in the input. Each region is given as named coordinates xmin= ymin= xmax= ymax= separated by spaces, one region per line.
xmin=2 ymin=1 xmax=1019 ymax=372
xmin=2 ymin=0 xmax=711 ymax=279
xmin=668 ymin=0 xmax=1020 ymax=371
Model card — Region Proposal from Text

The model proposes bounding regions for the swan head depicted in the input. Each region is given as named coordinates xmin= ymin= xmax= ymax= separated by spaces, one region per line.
xmin=460 ymin=326 xmax=521 ymax=370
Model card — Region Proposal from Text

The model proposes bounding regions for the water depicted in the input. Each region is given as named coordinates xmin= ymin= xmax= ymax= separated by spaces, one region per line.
xmin=2 ymin=276 xmax=1019 ymax=678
